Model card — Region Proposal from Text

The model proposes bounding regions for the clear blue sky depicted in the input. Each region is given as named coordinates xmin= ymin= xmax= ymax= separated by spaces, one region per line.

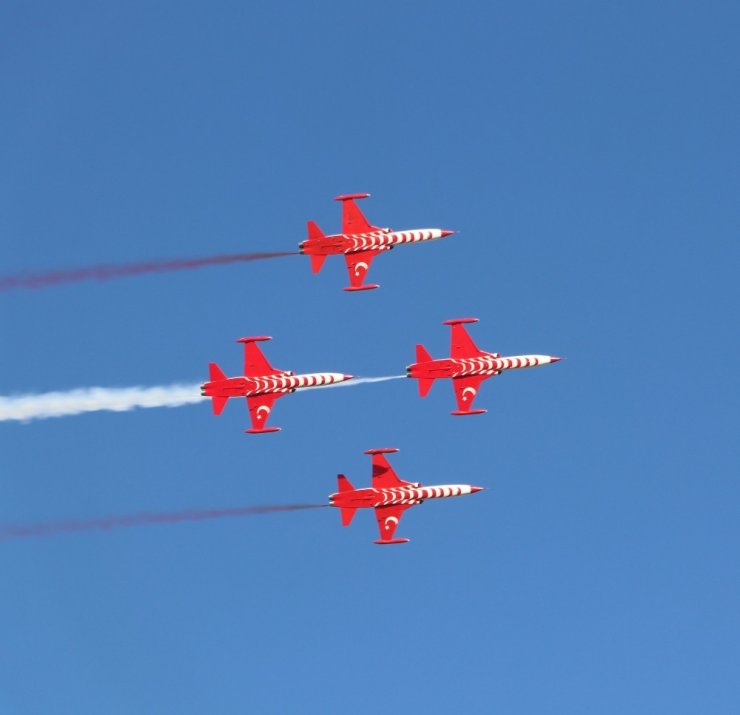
xmin=1 ymin=1 xmax=739 ymax=713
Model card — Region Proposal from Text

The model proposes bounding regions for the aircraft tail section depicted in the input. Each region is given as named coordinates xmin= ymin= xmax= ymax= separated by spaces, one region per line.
xmin=205 ymin=363 xmax=230 ymax=414
xmin=337 ymin=474 xmax=355 ymax=492
xmin=310 ymin=254 xmax=327 ymax=273
xmin=340 ymin=506 xmax=357 ymax=526
xmin=414 ymin=345 xmax=435 ymax=396
xmin=417 ymin=377 xmax=435 ymax=397
xmin=416 ymin=344 xmax=433 ymax=363
xmin=211 ymin=395 xmax=229 ymax=416
xmin=209 ymin=362 xmax=227 ymax=382
xmin=336 ymin=474 xmax=357 ymax=526
xmin=307 ymin=220 xmax=326 ymax=241
xmin=305 ymin=221 xmax=329 ymax=273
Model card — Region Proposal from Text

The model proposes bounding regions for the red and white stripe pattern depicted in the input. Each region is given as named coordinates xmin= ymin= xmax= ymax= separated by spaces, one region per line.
xmin=242 ymin=372 xmax=347 ymax=396
xmin=371 ymin=484 xmax=476 ymax=507
xmin=344 ymin=229 xmax=446 ymax=253
xmin=453 ymin=354 xmax=555 ymax=376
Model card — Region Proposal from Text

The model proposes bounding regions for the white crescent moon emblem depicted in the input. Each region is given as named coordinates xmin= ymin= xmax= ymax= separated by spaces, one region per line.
xmin=256 ymin=405 xmax=271 ymax=418
xmin=462 ymin=387 xmax=477 ymax=401
xmin=384 ymin=516 xmax=399 ymax=530
xmin=354 ymin=262 xmax=369 ymax=276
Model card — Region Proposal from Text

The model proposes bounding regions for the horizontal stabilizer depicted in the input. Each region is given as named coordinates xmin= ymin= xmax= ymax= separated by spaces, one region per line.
xmin=374 ymin=538 xmax=410 ymax=545
xmin=340 ymin=507 xmax=357 ymax=527
xmin=417 ymin=377 xmax=435 ymax=397
xmin=310 ymin=254 xmax=327 ymax=274
xmin=211 ymin=395 xmax=228 ymax=416
xmin=307 ymin=220 xmax=325 ymax=241
xmin=209 ymin=362 xmax=227 ymax=382
xmin=337 ymin=474 xmax=355 ymax=492
xmin=416 ymin=344 xmax=433 ymax=363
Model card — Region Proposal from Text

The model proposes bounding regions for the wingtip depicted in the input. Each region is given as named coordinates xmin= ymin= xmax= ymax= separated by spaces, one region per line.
xmin=343 ymin=284 xmax=380 ymax=292
xmin=334 ymin=192 xmax=371 ymax=202
xmin=236 ymin=336 xmax=272 ymax=344
xmin=442 ymin=317 xmax=479 ymax=326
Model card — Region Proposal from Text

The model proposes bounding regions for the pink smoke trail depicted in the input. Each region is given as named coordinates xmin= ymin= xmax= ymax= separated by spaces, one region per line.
xmin=0 ymin=503 xmax=326 ymax=541
xmin=0 ymin=252 xmax=297 ymax=291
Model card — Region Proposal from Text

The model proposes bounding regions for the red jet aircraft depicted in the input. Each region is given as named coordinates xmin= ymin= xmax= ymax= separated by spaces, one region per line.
xmin=407 ymin=318 xmax=562 ymax=415
xmin=201 ymin=337 xmax=354 ymax=434
xmin=298 ymin=193 xmax=455 ymax=291
xmin=329 ymin=448 xmax=484 ymax=544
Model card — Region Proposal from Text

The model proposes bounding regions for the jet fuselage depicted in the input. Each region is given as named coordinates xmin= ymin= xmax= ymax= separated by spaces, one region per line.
xmin=407 ymin=354 xmax=559 ymax=380
xmin=299 ymin=228 xmax=453 ymax=256
xmin=330 ymin=484 xmax=483 ymax=510
xmin=201 ymin=372 xmax=351 ymax=399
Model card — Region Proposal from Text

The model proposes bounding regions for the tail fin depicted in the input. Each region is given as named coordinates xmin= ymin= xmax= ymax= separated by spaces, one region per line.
xmin=416 ymin=344 xmax=433 ymax=363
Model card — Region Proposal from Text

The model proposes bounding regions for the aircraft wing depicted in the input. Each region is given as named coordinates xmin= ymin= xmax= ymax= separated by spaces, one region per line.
xmin=374 ymin=504 xmax=410 ymax=544
xmin=344 ymin=250 xmax=380 ymax=289
xmin=451 ymin=375 xmax=489 ymax=413
xmin=240 ymin=340 xmax=283 ymax=377
xmin=339 ymin=196 xmax=378 ymax=234
xmin=449 ymin=322 xmax=486 ymax=359
xmin=245 ymin=393 xmax=283 ymax=433
xmin=371 ymin=451 xmax=411 ymax=489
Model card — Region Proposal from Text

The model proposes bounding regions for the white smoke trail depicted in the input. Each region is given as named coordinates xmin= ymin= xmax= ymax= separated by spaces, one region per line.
xmin=331 ymin=375 xmax=406 ymax=388
xmin=0 ymin=384 xmax=203 ymax=423
xmin=0 ymin=376 xmax=407 ymax=423
xmin=300 ymin=375 xmax=406 ymax=391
